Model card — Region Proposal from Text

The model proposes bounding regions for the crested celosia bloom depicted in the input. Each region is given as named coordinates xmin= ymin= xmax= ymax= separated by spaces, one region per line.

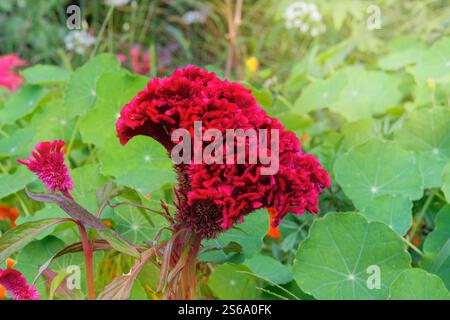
xmin=17 ymin=140 xmax=74 ymax=198
xmin=0 ymin=268 xmax=40 ymax=300
xmin=117 ymin=65 xmax=330 ymax=238
xmin=0 ymin=54 xmax=28 ymax=91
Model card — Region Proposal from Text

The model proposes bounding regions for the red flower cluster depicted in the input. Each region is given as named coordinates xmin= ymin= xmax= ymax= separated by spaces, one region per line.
xmin=17 ymin=140 xmax=74 ymax=199
xmin=0 ymin=268 xmax=39 ymax=300
xmin=117 ymin=66 xmax=330 ymax=238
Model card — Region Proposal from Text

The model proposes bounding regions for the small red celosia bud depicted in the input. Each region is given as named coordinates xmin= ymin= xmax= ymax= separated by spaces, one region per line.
xmin=17 ymin=140 xmax=74 ymax=199
xmin=116 ymin=65 xmax=330 ymax=238
xmin=0 ymin=268 xmax=40 ymax=300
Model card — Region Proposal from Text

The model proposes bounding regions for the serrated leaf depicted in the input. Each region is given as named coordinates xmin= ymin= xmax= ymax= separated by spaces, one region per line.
xmin=334 ymin=139 xmax=423 ymax=209
xmin=388 ymin=269 xmax=449 ymax=300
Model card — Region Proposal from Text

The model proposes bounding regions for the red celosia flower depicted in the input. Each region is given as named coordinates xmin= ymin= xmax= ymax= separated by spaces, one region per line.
xmin=116 ymin=65 xmax=330 ymax=238
xmin=0 ymin=268 xmax=40 ymax=300
xmin=0 ymin=54 xmax=28 ymax=91
xmin=0 ymin=205 xmax=19 ymax=227
xmin=267 ymin=208 xmax=281 ymax=239
xmin=17 ymin=140 xmax=74 ymax=199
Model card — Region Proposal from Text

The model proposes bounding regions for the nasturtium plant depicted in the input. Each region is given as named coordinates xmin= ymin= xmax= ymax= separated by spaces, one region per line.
xmin=293 ymin=212 xmax=411 ymax=300
xmin=394 ymin=107 xmax=450 ymax=188
xmin=334 ymin=139 xmax=423 ymax=210
xmin=1 ymin=0 xmax=450 ymax=302
xmin=388 ymin=269 xmax=449 ymax=300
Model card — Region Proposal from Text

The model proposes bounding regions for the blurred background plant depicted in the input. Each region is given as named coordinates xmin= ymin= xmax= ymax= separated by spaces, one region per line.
xmin=1 ymin=0 xmax=450 ymax=300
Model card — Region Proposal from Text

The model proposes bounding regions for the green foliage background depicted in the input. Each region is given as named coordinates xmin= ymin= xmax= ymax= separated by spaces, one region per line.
xmin=0 ymin=0 xmax=450 ymax=300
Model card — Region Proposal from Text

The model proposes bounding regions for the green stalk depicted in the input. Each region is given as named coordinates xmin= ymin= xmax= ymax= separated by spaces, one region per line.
xmin=91 ymin=6 xmax=114 ymax=58
xmin=409 ymin=191 xmax=435 ymax=242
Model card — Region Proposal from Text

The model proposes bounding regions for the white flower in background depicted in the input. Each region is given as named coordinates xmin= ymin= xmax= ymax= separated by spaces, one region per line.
xmin=104 ymin=0 xmax=130 ymax=7
xmin=284 ymin=2 xmax=326 ymax=37
xmin=64 ymin=30 xmax=96 ymax=55
xmin=182 ymin=7 xmax=209 ymax=25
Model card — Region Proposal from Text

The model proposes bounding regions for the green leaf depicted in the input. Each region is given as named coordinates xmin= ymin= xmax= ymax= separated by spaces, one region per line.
xmin=341 ymin=118 xmax=380 ymax=150
xmin=443 ymin=164 xmax=450 ymax=203
xmin=334 ymin=139 xmax=423 ymax=209
xmin=388 ymin=269 xmax=449 ymax=300
xmin=0 ymin=84 xmax=45 ymax=124
xmin=409 ymin=37 xmax=450 ymax=84
xmin=112 ymin=203 xmax=168 ymax=244
xmin=21 ymin=64 xmax=69 ymax=85
xmin=70 ymin=164 xmax=107 ymax=213
xmin=245 ymin=255 xmax=292 ymax=284
xmin=208 ymin=263 xmax=258 ymax=299
xmin=360 ymin=194 xmax=413 ymax=236
xmin=394 ymin=107 xmax=450 ymax=188
xmin=98 ymin=229 xmax=140 ymax=258
xmin=422 ymin=205 xmax=450 ymax=290
xmin=0 ymin=127 xmax=36 ymax=158
xmin=79 ymin=70 xmax=148 ymax=149
xmin=64 ymin=54 xmax=121 ymax=118
xmin=99 ymin=136 xmax=175 ymax=195
xmin=30 ymin=98 xmax=76 ymax=142
xmin=199 ymin=210 xmax=269 ymax=263
xmin=294 ymin=67 xmax=403 ymax=121
xmin=293 ymin=212 xmax=411 ymax=300
xmin=0 ymin=218 xmax=67 ymax=263
xmin=0 ymin=166 xmax=36 ymax=198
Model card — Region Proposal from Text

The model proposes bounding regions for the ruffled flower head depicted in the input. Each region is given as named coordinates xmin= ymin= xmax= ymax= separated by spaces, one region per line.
xmin=116 ymin=65 xmax=330 ymax=238
xmin=0 ymin=54 xmax=28 ymax=91
xmin=17 ymin=140 xmax=73 ymax=198
xmin=0 ymin=268 xmax=40 ymax=300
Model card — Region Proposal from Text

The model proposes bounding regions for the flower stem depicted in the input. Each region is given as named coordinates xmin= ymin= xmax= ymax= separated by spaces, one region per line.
xmin=77 ymin=222 xmax=95 ymax=300
xmin=409 ymin=190 xmax=435 ymax=242
xmin=91 ymin=6 xmax=114 ymax=58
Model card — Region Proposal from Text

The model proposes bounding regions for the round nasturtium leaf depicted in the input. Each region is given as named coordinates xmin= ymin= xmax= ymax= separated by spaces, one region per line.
xmin=334 ymin=139 xmax=423 ymax=209
xmin=341 ymin=118 xmax=381 ymax=150
xmin=244 ymin=254 xmax=293 ymax=284
xmin=113 ymin=202 xmax=168 ymax=244
xmin=360 ymin=194 xmax=412 ymax=236
xmin=394 ymin=107 xmax=450 ymax=188
xmin=441 ymin=163 xmax=450 ymax=203
xmin=64 ymin=54 xmax=121 ymax=118
xmin=21 ymin=64 xmax=69 ymax=85
xmin=409 ymin=37 xmax=450 ymax=84
xmin=293 ymin=212 xmax=411 ymax=300
xmin=388 ymin=269 xmax=449 ymax=300
xmin=208 ymin=263 xmax=258 ymax=300
xmin=79 ymin=70 xmax=148 ymax=149
xmin=422 ymin=205 xmax=450 ymax=290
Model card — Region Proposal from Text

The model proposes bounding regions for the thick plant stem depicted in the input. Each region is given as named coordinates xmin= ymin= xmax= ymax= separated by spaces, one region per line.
xmin=409 ymin=191 xmax=435 ymax=241
xmin=160 ymin=227 xmax=202 ymax=299
xmin=77 ymin=222 xmax=95 ymax=300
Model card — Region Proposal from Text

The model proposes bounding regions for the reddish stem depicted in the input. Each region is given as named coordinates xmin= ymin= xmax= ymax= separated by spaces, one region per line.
xmin=76 ymin=222 xmax=95 ymax=300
